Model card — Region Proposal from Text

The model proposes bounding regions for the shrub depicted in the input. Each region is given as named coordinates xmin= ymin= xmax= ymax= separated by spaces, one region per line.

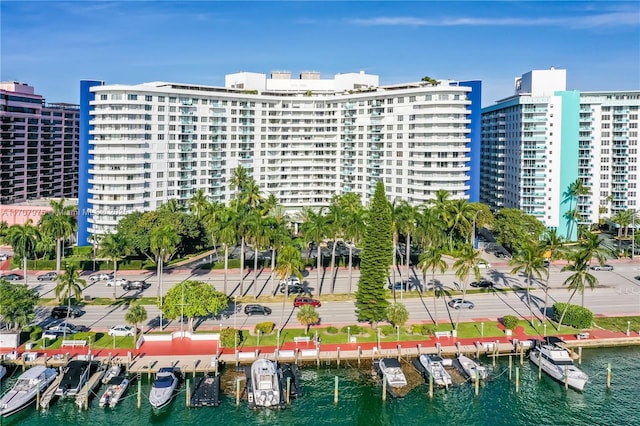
xmin=219 ymin=328 xmax=243 ymax=348
xmin=502 ymin=315 xmax=519 ymax=330
xmin=326 ymin=326 xmax=339 ymax=334
xmin=553 ymin=303 xmax=593 ymax=329
xmin=379 ymin=325 xmax=396 ymax=336
xmin=412 ymin=324 xmax=435 ymax=335
xmin=254 ymin=322 xmax=275 ymax=335
xmin=340 ymin=325 xmax=363 ymax=335
xmin=30 ymin=326 xmax=43 ymax=341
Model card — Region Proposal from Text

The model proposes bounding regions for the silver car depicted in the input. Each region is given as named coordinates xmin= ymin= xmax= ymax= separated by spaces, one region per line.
xmin=448 ymin=298 xmax=475 ymax=309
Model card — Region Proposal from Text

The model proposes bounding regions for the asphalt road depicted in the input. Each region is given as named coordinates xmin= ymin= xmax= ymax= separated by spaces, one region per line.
xmin=24 ymin=261 xmax=640 ymax=332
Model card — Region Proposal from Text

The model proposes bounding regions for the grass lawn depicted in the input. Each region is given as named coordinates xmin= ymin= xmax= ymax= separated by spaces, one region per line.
xmin=592 ymin=316 xmax=640 ymax=333
xmin=28 ymin=331 xmax=136 ymax=350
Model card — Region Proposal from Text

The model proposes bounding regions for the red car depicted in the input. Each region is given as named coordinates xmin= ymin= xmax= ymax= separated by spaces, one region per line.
xmin=293 ymin=297 xmax=321 ymax=308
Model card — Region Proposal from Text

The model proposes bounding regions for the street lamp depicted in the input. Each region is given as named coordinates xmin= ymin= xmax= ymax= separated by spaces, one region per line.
xmin=234 ymin=296 xmax=238 ymax=352
xmin=377 ymin=328 xmax=381 ymax=350
xmin=471 ymin=210 xmax=481 ymax=250
xmin=543 ymin=324 xmax=547 ymax=337
xmin=396 ymin=325 xmax=400 ymax=342
xmin=481 ymin=322 xmax=484 ymax=337
xmin=347 ymin=326 xmax=351 ymax=344
xmin=627 ymin=321 xmax=631 ymax=336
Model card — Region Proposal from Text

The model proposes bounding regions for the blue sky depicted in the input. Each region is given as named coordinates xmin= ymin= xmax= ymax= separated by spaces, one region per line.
xmin=1 ymin=1 xmax=639 ymax=106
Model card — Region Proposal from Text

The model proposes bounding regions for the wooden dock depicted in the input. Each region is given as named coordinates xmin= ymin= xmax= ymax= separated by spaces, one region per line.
xmin=76 ymin=364 xmax=106 ymax=410
xmin=40 ymin=372 xmax=63 ymax=409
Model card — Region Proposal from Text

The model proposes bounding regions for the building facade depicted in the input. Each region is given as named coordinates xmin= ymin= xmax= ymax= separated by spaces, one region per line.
xmin=480 ymin=69 xmax=639 ymax=239
xmin=78 ymin=72 xmax=481 ymax=244
xmin=0 ymin=82 xmax=80 ymax=204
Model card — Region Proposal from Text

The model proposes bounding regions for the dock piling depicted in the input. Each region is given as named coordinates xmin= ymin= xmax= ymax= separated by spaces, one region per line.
xmin=578 ymin=347 xmax=582 ymax=365
xmin=508 ymin=355 xmax=512 ymax=381
xmin=429 ymin=374 xmax=433 ymax=399
xmin=235 ymin=377 xmax=241 ymax=406
xmin=515 ymin=367 xmax=520 ymax=393
xmin=334 ymin=376 xmax=339 ymax=405
xmin=357 ymin=346 xmax=361 ymax=367
xmin=186 ymin=378 xmax=190 ymax=407
xmin=337 ymin=347 xmax=340 ymax=367
xmin=607 ymin=363 xmax=611 ymax=389
xmin=382 ymin=377 xmax=387 ymax=402
xmin=137 ymin=380 xmax=141 ymax=409
xmin=564 ymin=366 xmax=569 ymax=391
xmin=286 ymin=377 xmax=291 ymax=405
xmin=474 ymin=369 xmax=479 ymax=397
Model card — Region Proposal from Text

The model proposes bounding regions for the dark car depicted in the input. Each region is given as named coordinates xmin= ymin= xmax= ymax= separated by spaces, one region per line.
xmin=590 ymin=264 xmax=614 ymax=271
xmin=635 ymin=275 xmax=640 ymax=281
xmin=244 ymin=304 xmax=272 ymax=316
xmin=1 ymin=273 xmax=23 ymax=281
xmin=387 ymin=281 xmax=409 ymax=291
xmin=50 ymin=306 xmax=83 ymax=319
xmin=470 ymin=279 xmax=494 ymax=289
xmin=123 ymin=280 xmax=150 ymax=291
xmin=293 ymin=297 xmax=321 ymax=308
xmin=37 ymin=272 xmax=58 ymax=281
xmin=280 ymin=284 xmax=307 ymax=295
xmin=543 ymin=260 xmax=550 ymax=267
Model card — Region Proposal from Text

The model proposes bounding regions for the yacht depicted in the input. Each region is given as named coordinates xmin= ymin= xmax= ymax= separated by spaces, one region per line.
xmin=418 ymin=354 xmax=452 ymax=387
xmin=0 ymin=366 xmax=58 ymax=417
xmin=249 ymin=359 xmax=281 ymax=408
xmin=529 ymin=340 xmax=589 ymax=391
xmin=99 ymin=376 xmax=130 ymax=408
xmin=378 ymin=358 xmax=408 ymax=388
xmin=148 ymin=367 xmax=178 ymax=409
xmin=56 ymin=360 xmax=92 ymax=397
xmin=455 ymin=354 xmax=488 ymax=381
xmin=102 ymin=364 xmax=121 ymax=384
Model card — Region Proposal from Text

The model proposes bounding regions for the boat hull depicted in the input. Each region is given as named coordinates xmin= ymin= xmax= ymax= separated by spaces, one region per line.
xmin=529 ymin=349 xmax=588 ymax=391
xmin=0 ymin=367 xmax=57 ymax=418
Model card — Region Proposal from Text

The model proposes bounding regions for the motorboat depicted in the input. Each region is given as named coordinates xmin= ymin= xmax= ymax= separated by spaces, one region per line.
xmin=378 ymin=358 xmax=408 ymax=388
xmin=56 ymin=360 xmax=92 ymax=397
xmin=0 ymin=365 xmax=6 ymax=382
xmin=249 ymin=359 xmax=281 ymax=408
xmin=149 ymin=367 xmax=178 ymax=409
xmin=102 ymin=364 xmax=122 ymax=384
xmin=99 ymin=376 xmax=130 ymax=408
xmin=455 ymin=354 xmax=488 ymax=381
xmin=0 ymin=366 xmax=58 ymax=417
xmin=418 ymin=354 xmax=452 ymax=387
xmin=529 ymin=340 xmax=589 ymax=391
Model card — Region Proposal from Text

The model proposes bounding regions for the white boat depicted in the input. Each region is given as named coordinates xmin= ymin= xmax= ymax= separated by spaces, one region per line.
xmin=456 ymin=354 xmax=488 ymax=381
xmin=102 ymin=364 xmax=121 ymax=384
xmin=249 ymin=359 xmax=281 ymax=408
xmin=99 ymin=376 xmax=129 ymax=408
xmin=0 ymin=366 xmax=58 ymax=417
xmin=418 ymin=354 xmax=452 ymax=387
xmin=0 ymin=365 xmax=6 ymax=382
xmin=148 ymin=367 xmax=178 ymax=409
xmin=378 ymin=358 xmax=407 ymax=388
xmin=529 ymin=341 xmax=589 ymax=391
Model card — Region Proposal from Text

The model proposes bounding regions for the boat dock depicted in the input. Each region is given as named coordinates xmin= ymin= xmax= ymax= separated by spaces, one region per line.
xmin=39 ymin=371 xmax=63 ymax=409
xmin=76 ymin=363 xmax=106 ymax=409
xmin=190 ymin=374 xmax=221 ymax=407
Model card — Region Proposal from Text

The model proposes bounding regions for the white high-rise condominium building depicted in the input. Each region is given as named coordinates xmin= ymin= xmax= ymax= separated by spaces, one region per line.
xmin=78 ymin=72 xmax=481 ymax=244
xmin=481 ymin=68 xmax=639 ymax=240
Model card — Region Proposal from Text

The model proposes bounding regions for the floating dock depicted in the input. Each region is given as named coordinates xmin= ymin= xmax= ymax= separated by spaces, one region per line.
xmin=76 ymin=363 xmax=106 ymax=409
xmin=190 ymin=374 xmax=221 ymax=407
xmin=40 ymin=372 xmax=64 ymax=409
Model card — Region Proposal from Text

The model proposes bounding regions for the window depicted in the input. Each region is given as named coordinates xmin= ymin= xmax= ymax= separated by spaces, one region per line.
xmin=127 ymin=94 xmax=138 ymax=101
xmin=145 ymin=95 xmax=153 ymax=102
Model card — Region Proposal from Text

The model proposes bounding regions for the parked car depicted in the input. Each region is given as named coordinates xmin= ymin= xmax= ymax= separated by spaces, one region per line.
xmin=590 ymin=264 xmax=614 ymax=271
xmin=388 ymin=281 xmax=409 ymax=291
xmin=123 ymin=280 xmax=150 ymax=291
xmin=448 ymin=298 xmax=475 ymax=310
xmin=37 ymin=272 xmax=58 ymax=281
xmin=280 ymin=283 xmax=307 ymax=295
xmin=89 ymin=272 xmax=113 ymax=281
xmin=279 ymin=276 xmax=301 ymax=287
xmin=108 ymin=325 xmax=137 ymax=337
xmin=1 ymin=273 xmax=23 ymax=281
xmin=42 ymin=329 xmax=66 ymax=340
xmin=46 ymin=322 xmax=86 ymax=334
xmin=635 ymin=275 xmax=640 ymax=281
xmin=106 ymin=278 xmax=129 ymax=287
xmin=244 ymin=304 xmax=272 ymax=316
xmin=0 ymin=254 xmax=9 ymax=261
xmin=50 ymin=306 xmax=83 ymax=319
xmin=293 ymin=297 xmax=321 ymax=308
xmin=470 ymin=279 xmax=494 ymax=288
xmin=543 ymin=260 xmax=550 ymax=267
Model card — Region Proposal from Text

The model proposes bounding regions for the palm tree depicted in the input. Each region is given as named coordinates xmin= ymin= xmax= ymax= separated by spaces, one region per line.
xmin=246 ymin=212 xmax=269 ymax=298
xmin=557 ymin=250 xmax=598 ymax=329
xmin=230 ymin=164 xmax=250 ymax=196
xmin=188 ymin=188 xmax=209 ymax=220
xmin=397 ymin=202 xmax=418 ymax=286
xmin=159 ymin=198 xmax=184 ymax=213
xmin=539 ymin=229 xmax=566 ymax=320
xmin=579 ymin=232 xmax=612 ymax=271
xmin=509 ymin=243 xmax=547 ymax=326
xmin=264 ymin=215 xmax=291 ymax=294
xmin=7 ymin=220 xmax=39 ymax=283
xmin=297 ymin=305 xmax=319 ymax=334
xmin=447 ymin=199 xmax=475 ymax=247
xmin=300 ymin=208 xmax=329 ymax=297
xmin=150 ymin=225 xmax=180 ymax=329
xmin=39 ymin=198 xmax=77 ymax=273
xmin=326 ymin=203 xmax=345 ymax=295
xmin=342 ymin=208 xmax=366 ymax=295
xmin=418 ymin=247 xmax=448 ymax=325
xmin=415 ymin=205 xmax=447 ymax=250
xmin=98 ymin=233 xmax=132 ymax=300
xmin=125 ymin=304 xmax=148 ymax=344
xmin=274 ymin=244 xmax=305 ymax=327
xmin=389 ymin=200 xmax=404 ymax=292
xmin=54 ymin=263 xmax=86 ymax=339
xmin=564 ymin=178 xmax=590 ymax=240
xmin=452 ymin=244 xmax=484 ymax=331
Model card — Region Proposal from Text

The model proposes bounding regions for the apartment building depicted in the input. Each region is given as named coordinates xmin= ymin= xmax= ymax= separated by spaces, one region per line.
xmin=78 ymin=72 xmax=481 ymax=244
xmin=480 ymin=68 xmax=639 ymax=239
xmin=0 ymin=82 xmax=80 ymax=204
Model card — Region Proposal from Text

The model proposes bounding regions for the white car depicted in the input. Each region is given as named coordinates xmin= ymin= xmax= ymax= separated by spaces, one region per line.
xmin=108 ymin=325 xmax=136 ymax=337
xmin=0 ymin=254 xmax=9 ymax=261
xmin=106 ymin=278 xmax=129 ymax=287
xmin=89 ymin=272 xmax=113 ymax=281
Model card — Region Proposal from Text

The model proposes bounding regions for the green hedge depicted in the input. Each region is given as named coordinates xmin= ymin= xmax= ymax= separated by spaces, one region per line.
xmin=219 ymin=328 xmax=243 ymax=348
xmin=379 ymin=325 xmax=396 ymax=336
xmin=411 ymin=324 xmax=435 ymax=336
xmin=211 ymin=259 xmax=241 ymax=270
xmin=325 ymin=326 xmax=339 ymax=334
xmin=254 ymin=322 xmax=275 ymax=335
xmin=340 ymin=325 xmax=363 ymax=335
xmin=30 ymin=326 xmax=43 ymax=341
xmin=553 ymin=302 xmax=593 ymax=329
xmin=502 ymin=315 xmax=519 ymax=330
